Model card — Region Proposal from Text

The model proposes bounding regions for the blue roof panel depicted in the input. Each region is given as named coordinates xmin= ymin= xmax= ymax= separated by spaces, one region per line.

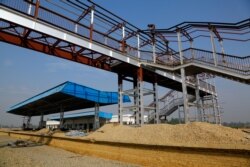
xmin=9 ymin=82 xmax=66 ymax=111
xmin=7 ymin=81 xmax=130 ymax=116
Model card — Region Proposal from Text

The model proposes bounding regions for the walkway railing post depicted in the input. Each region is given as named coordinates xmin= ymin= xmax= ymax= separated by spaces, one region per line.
xmin=34 ymin=0 xmax=40 ymax=19
xmin=219 ymin=40 xmax=226 ymax=64
xmin=74 ymin=24 xmax=78 ymax=34
xmin=27 ymin=0 xmax=32 ymax=15
xmin=177 ymin=29 xmax=189 ymax=123
xmin=122 ymin=25 xmax=126 ymax=53
xmin=152 ymin=36 xmax=156 ymax=63
xmin=90 ymin=6 xmax=95 ymax=42
xmin=209 ymin=27 xmax=218 ymax=66
xmin=137 ymin=33 xmax=141 ymax=59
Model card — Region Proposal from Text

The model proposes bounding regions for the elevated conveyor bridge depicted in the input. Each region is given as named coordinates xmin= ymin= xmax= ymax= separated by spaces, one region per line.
xmin=0 ymin=0 xmax=249 ymax=125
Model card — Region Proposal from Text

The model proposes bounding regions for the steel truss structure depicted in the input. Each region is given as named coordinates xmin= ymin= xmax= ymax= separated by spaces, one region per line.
xmin=1 ymin=0 xmax=249 ymax=126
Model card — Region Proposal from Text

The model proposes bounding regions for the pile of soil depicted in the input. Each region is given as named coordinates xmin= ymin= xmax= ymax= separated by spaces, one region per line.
xmin=86 ymin=122 xmax=250 ymax=148
xmin=35 ymin=128 xmax=50 ymax=135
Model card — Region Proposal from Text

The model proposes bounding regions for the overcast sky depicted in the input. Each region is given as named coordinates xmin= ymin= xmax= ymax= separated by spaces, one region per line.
xmin=0 ymin=0 xmax=249 ymax=127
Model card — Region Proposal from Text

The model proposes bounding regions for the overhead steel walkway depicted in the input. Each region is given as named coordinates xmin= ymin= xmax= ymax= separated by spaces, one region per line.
xmin=0 ymin=0 xmax=249 ymax=125
xmin=141 ymin=48 xmax=250 ymax=84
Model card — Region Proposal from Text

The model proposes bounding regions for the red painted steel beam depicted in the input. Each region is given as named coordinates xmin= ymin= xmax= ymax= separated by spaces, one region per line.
xmin=0 ymin=31 xmax=111 ymax=71
xmin=137 ymin=67 xmax=143 ymax=81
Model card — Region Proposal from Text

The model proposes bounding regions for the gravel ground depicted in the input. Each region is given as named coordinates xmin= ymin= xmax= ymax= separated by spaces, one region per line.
xmin=0 ymin=135 xmax=139 ymax=167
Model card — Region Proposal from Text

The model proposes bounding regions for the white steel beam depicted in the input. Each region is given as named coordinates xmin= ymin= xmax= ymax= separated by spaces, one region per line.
xmin=0 ymin=7 xmax=140 ymax=67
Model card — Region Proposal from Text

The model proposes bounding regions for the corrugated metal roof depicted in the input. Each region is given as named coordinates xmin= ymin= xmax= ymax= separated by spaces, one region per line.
xmin=7 ymin=81 xmax=130 ymax=116
xmin=50 ymin=111 xmax=113 ymax=120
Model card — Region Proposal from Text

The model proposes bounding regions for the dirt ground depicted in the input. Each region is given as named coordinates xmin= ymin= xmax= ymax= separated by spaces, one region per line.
xmin=0 ymin=134 xmax=138 ymax=167
xmin=1 ymin=123 xmax=250 ymax=167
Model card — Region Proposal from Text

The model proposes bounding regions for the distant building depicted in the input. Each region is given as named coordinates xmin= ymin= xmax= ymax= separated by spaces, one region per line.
xmin=46 ymin=120 xmax=60 ymax=130
xmin=47 ymin=111 xmax=112 ymax=131
xmin=110 ymin=114 xmax=148 ymax=124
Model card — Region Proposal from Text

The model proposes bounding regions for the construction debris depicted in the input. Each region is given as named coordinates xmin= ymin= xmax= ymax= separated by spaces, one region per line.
xmin=65 ymin=130 xmax=86 ymax=137
xmin=8 ymin=140 xmax=29 ymax=147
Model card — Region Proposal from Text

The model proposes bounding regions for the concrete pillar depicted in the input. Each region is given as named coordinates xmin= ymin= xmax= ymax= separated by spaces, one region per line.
xmin=177 ymin=30 xmax=189 ymax=123
xmin=118 ymin=74 xmax=123 ymax=125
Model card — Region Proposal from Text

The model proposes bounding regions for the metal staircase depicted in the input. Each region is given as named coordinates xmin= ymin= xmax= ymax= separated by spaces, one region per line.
xmin=148 ymin=90 xmax=195 ymax=123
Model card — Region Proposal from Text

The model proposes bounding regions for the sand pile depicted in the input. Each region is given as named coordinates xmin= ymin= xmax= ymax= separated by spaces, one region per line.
xmin=35 ymin=128 xmax=50 ymax=135
xmin=86 ymin=122 xmax=250 ymax=148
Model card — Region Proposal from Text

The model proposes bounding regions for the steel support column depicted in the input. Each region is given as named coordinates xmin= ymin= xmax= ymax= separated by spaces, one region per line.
xmin=178 ymin=106 xmax=181 ymax=124
xmin=211 ymin=96 xmax=217 ymax=124
xmin=59 ymin=105 xmax=64 ymax=129
xmin=215 ymin=97 xmax=222 ymax=125
xmin=195 ymin=75 xmax=202 ymax=122
xmin=137 ymin=67 xmax=144 ymax=125
xmin=201 ymin=98 xmax=206 ymax=122
xmin=177 ymin=30 xmax=189 ymax=123
xmin=27 ymin=116 xmax=31 ymax=129
xmin=118 ymin=74 xmax=123 ymax=125
xmin=39 ymin=112 xmax=44 ymax=129
xmin=94 ymin=103 xmax=100 ymax=129
xmin=133 ymin=76 xmax=139 ymax=124
xmin=153 ymin=77 xmax=159 ymax=124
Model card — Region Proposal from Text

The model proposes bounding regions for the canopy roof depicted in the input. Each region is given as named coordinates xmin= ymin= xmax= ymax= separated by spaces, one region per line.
xmin=50 ymin=111 xmax=113 ymax=120
xmin=7 ymin=81 xmax=130 ymax=116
